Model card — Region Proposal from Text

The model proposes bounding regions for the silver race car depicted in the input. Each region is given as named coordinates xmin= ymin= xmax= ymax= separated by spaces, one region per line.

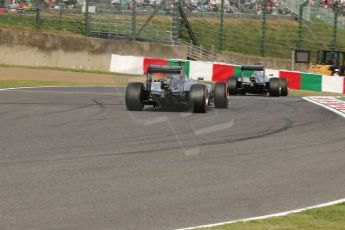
xmin=125 ymin=64 xmax=228 ymax=113
xmin=227 ymin=65 xmax=288 ymax=96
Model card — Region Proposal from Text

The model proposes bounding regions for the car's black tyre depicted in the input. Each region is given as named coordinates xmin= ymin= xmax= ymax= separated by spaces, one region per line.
xmin=214 ymin=82 xmax=228 ymax=108
xmin=269 ymin=78 xmax=280 ymax=97
xmin=125 ymin=82 xmax=144 ymax=111
xmin=190 ymin=84 xmax=208 ymax=113
xmin=227 ymin=77 xmax=238 ymax=95
xmin=279 ymin=78 xmax=288 ymax=96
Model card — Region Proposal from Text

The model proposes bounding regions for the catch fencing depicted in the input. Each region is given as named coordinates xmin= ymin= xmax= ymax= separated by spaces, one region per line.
xmin=0 ymin=0 xmax=344 ymax=60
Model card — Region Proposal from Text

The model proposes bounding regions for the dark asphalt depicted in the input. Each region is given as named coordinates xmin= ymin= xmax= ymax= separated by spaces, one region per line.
xmin=1 ymin=87 xmax=345 ymax=230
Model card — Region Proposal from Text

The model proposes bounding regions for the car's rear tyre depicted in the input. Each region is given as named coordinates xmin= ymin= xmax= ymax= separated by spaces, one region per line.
xmin=190 ymin=84 xmax=208 ymax=113
xmin=279 ymin=78 xmax=288 ymax=96
xmin=269 ymin=78 xmax=280 ymax=97
xmin=214 ymin=82 xmax=228 ymax=108
xmin=228 ymin=77 xmax=238 ymax=95
xmin=125 ymin=82 xmax=144 ymax=111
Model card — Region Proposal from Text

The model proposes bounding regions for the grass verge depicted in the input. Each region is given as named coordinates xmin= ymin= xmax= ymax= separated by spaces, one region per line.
xmin=0 ymin=65 xmax=144 ymax=87
xmin=0 ymin=80 xmax=117 ymax=88
xmin=198 ymin=202 xmax=345 ymax=230
xmin=0 ymin=63 xmax=139 ymax=77
xmin=2 ymin=13 xmax=345 ymax=59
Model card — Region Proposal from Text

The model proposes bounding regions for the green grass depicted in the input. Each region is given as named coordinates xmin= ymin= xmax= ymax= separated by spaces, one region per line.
xmin=0 ymin=63 xmax=136 ymax=76
xmin=198 ymin=202 xmax=345 ymax=230
xmin=2 ymin=13 xmax=344 ymax=60
xmin=180 ymin=18 xmax=345 ymax=60
xmin=0 ymin=13 xmax=84 ymax=35
xmin=89 ymin=15 xmax=173 ymax=41
xmin=0 ymin=80 xmax=118 ymax=88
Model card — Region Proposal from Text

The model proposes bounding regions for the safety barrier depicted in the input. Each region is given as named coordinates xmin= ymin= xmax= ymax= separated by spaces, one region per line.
xmin=110 ymin=54 xmax=242 ymax=81
xmin=109 ymin=54 xmax=345 ymax=94
xmin=279 ymin=70 xmax=345 ymax=94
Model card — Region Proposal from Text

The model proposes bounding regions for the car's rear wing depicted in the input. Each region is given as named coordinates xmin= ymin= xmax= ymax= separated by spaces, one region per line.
xmin=241 ymin=65 xmax=264 ymax=71
xmin=147 ymin=65 xmax=182 ymax=74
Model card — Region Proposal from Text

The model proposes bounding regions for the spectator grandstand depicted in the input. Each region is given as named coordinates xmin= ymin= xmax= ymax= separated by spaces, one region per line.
xmin=0 ymin=0 xmax=294 ymax=15
xmin=0 ymin=0 xmax=344 ymax=14
xmin=1 ymin=0 xmax=345 ymax=60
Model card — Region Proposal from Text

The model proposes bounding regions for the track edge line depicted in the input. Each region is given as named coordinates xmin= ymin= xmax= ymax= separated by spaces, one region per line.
xmin=302 ymin=96 xmax=345 ymax=118
xmin=175 ymin=198 xmax=345 ymax=230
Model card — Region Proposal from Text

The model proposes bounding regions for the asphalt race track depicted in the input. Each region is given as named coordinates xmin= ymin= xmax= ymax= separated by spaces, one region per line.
xmin=1 ymin=87 xmax=345 ymax=230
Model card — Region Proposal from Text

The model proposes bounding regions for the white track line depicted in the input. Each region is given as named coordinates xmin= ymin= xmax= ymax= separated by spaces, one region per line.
xmin=176 ymin=198 xmax=345 ymax=230
xmin=176 ymin=97 xmax=344 ymax=229
xmin=303 ymin=97 xmax=345 ymax=118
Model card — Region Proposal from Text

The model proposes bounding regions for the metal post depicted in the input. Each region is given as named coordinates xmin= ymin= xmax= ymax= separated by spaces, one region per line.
xmin=59 ymin=8 xmax=62 ymax=30
xmin=219 ymin=0 xmax=225 ymax=51
xmin=120 ymin=0 xmax=124 ymax=11
xmin=260 ymin=0 xmax=267 ymax=57
xmin=172 ymin=0 xmax=180 ymax=43
xmin=312 ymin=0 xmax=321 ymax=16
xmin=178 ymin=0 xmax=199 ymax=46
xmin=332 ymin=6 xmax=338 ymax=51
xmin=33 ymin=0 xmax=42 ymax=29
xmin=291 ymin=50 xmax=295 ymax=71
xmin=296 ymin=1 xmax=308 ymax=49
xmin=297 ymin=5 xmax=303 ymax=49
xmin=201 ymin=0 xmax=205 ymax=16
xmin=131 ymin=0 xmax=137 ymax=40
xmin=84 ymin=0 xmax=90 ymax=36
xmin=237 ymin=0 xmax=241 ymax=14
xmin=35 ymin=7 xmax=40 ymax=29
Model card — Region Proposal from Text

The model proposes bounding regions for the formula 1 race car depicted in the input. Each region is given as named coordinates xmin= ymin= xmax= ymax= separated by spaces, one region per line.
xmin=125 ymin=64 xmax=228 ymax=113
xmin=227 ymin=65 xmax=288 ymax=97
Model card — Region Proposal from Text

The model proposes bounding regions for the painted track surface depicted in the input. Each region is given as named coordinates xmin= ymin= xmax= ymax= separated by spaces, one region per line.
xmin=1 ymin=87 xmax=345 ymax=230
